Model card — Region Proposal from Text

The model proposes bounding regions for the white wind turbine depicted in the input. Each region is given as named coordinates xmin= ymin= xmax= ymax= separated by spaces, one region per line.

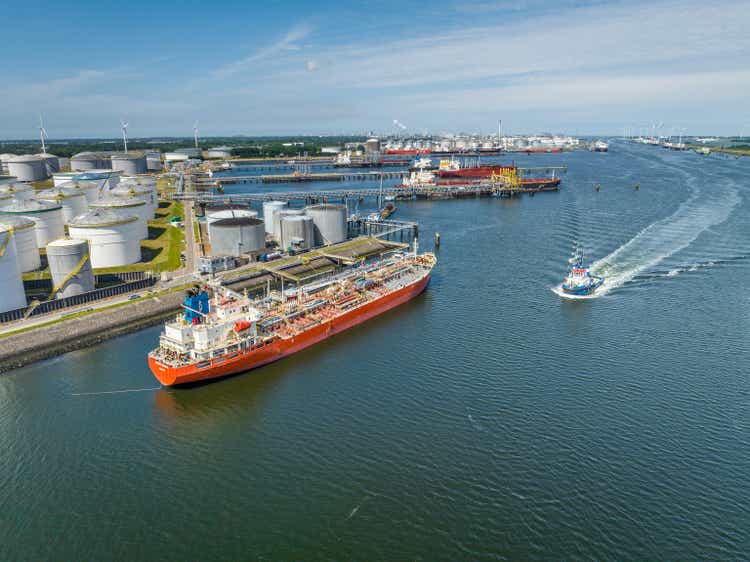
xmin=121 ymin=119 xmax=129 ymax=152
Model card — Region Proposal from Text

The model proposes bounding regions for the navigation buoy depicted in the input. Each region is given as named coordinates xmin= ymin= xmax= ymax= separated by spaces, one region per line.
xmin=434 ymin=232 xmax=441 ymax=247
xmin=634 ymin=183 xmax=640 ymax=190
xmin=595 ymin=184 xmax=601 ymax=192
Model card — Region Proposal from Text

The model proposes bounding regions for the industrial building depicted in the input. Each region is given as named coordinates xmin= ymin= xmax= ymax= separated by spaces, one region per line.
xmin=46 ymin=238 xmax=95 ymax=299
xmin=67 ymin=209 xmax=142 ymax=268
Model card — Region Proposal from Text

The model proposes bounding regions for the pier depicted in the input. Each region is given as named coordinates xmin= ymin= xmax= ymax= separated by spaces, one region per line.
xmin=205 ymin=170 xmax=409 ymax=185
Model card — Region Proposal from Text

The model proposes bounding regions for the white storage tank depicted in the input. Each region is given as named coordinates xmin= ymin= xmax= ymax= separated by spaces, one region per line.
xmin=59 ymin=179 xmax=104 ymax=203
xmin=46 ymin=238 xmax=95 ymax=298
xmin=206 ymin=147 xmax=232 ymax=159
xmin=0 ymin=225 xmax=27 ymax=313
xmin=205 ymin=205 xmax=258 ymax=225
xmin=280 ymin=215 xmax=315 ymax=251
xmin=75 ymin=171 xmax=120 ymax=187
xmin=0 ymin=198 xmax=65 ymax=247
xmin=53 ymin=172 xmax=80 ymax=187
xmin=6 ymin=155 xmax=49 ymax=181
xmin=0 ymin=154 xmax=17 ymax=174
xmin=262 ymin=200 xmax=287 ymax=236
xmin=36 ymin=153 xmax=60 ymax=173
xmin=68 ymin=210 xmax=141 ymax=268
xmin=0 ymin=216 xmax=40 ymax=272
xmin=0 ymin=181 xmax=34 ymax=202
xmin=111 ymin=152 xmax=148 ymax=175
xmin=71 ymin=152 xmax=106 ymax=171
xmin=89 ymin=196 xmax=149 ymax=240
xmin=164 ymin=152 xmax=189 ymax=162
xmin=110 ymin=185 xmax=157 ymax=215
xmin=305 ymin=203 xmax=348 ymax=245
xmin=35 ymin=187 xmax=88 ymax=223
xmin=209 ymin=217 xmax=265 ymax=256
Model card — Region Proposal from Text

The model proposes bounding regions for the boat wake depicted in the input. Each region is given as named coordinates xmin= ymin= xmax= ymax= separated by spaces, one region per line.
xmin=589 ymin=181 xmax=741 ymax=296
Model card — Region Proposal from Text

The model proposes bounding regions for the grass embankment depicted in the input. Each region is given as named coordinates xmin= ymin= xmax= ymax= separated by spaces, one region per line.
xmin=687 ymin=144 xmax=750 ymax=157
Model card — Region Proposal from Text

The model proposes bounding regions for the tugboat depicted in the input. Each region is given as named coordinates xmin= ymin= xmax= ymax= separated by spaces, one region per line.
xmin=561 ymin=250 xmax=604 ymax=295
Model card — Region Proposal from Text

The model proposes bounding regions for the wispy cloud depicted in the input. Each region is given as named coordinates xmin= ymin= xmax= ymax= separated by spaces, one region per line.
xmin=212 ymin=23 xmax=313 ymax=78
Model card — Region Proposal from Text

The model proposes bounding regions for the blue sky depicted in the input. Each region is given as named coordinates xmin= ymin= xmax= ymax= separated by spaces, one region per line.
xmin=1 ymin=0 xmax=748 ymax=138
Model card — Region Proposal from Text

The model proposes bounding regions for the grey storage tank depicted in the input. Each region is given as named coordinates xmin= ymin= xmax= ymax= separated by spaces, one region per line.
xmin=305 ymin=203 xmax=348 ymax=245
xmin=273 ymin=208 xmax=306 ymax=239
xmin=36 ymin=153 xmax=60 ymax=173
xmin=262 ymin=200 xmax=287 ymax=236
xmin=0 ymin=154 xmax=17 ymax=174
xmin=46 ymin=238 xmax=95 ymax=299
xmin=0 ymin=224 xmax=27 ymax=313
xmin=111 ymin=152 xmax=148 ymax=175
xmin=280 ymin=215 xmax=315 ymax=251
xmin=6 ymin=155 xmax=49 ymax=181
xmin=71 ymin=152 xmax=106 ymax=171
xmin=209 ymin=217 xmax=265 ymax=256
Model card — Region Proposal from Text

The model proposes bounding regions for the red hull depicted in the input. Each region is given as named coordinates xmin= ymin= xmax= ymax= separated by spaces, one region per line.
xmin=385 ymin=149 xmax=431 ymax=155
xmin=437 ymin=177 xmax=561 ymax=188
xmin=438 ymin=165 xmax=515 ymax=179
xmin=149 ymin=274 xmax=431 ymax=387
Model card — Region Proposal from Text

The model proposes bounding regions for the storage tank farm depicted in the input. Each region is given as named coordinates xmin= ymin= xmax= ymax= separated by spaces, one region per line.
xmin=209 ymin=217 xmax=266 ymax=257
xmin=0 ymin=198 xmax=65 ymax=247
xmin=35 ymin=188 xmax=88 ymax=223
xmin=262 ymin=201 xmax=287 ymax=236
xmin=0 ymin=224 xmax=28 ymax=313
xmin=46 ymin=238 xmax=95 ymax=299
xmin=280 ymin=215 xmax=315 ymax=251
xmin=0 ymin=216 xmax=40 ymax=272
xmin=304 ymin=203 xmax=348 ymax=245
xmin=110 ymin=152 xmax=148 ymax=175
xmin=0 ymin=181 xmax=34 ymax=201
xmin=5 ymin=155 xmax=49 ymax=181
xmin=273 ymin=208 xmax=305 ymax=241
xmin=89 ymin=196 xmax=150 ymax=240
xmin=68 ymin=209 xmax=141 ymax=268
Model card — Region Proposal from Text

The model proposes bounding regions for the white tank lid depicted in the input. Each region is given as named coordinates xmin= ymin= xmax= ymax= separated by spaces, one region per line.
xmin=90 ymin=195 xmax=146 ymax=208
xmin=68 ymin=208 xmax=138 ymax=227
xmin=47 ymin=237 xmax=88 ymax=248
xmin=0 ymin=198 xmax=62 ymax=213
xmin=36 ymin=188 xmax=86 ymax=200
xmin=0 ymin=216 xmax=35 ymax=231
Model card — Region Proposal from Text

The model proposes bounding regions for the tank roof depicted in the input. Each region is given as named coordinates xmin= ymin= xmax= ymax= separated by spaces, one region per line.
xmin=68 ymin=209 xmax=138 ymax=227
xmin=36 ymin=187 xmax=85 ymax=200
xmin=0 ymin=198 xmax=61 ymax=213
xmin=281 ymin=214 xmax=311 ymax=222
xmin=47 ymin=237 xmax=88 ymax=248
xmin=5 ymin=154 xmax=44 ymax=163
xmin=59 ymin=179 xmax=101 ymax=190
xmin=306 ymin=203 xmax=347 ymax=211
xmin=0 ymin=216 xmax=35 ymax=230
xmin=90 ymin=195 xmax=146 ymax=208
xmin=111 ymin=152 xmax=145 ymax=160
xmin=212 ymin=217 xmax=264 ymax=227
xmin=206 ymin=204 xmax=252 ymax=212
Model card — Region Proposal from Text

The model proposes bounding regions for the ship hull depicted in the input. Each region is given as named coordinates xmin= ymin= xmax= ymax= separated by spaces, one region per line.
xmin=149 ymin=273 xmax=431 ymax=387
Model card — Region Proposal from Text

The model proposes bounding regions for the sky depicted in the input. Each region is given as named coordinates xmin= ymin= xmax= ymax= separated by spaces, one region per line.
xmin=1 ymin=0 xmax=749 ymax=138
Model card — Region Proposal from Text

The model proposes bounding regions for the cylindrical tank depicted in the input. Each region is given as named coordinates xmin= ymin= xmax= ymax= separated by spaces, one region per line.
xmin=0 ymin=216 xmax=40 ymax=272
xmin=0 ymin=198 xmax=65 ymax=247
xmin=36 ymin=153 xmax=60 ymax=173
xmin=273 ymin=208 xmax=306 ymax=240
xmin=208 ymin=217 xmax=265 ymax=256
xmin=46 ymin=238 xmax=95 ymax=299
xmin=74 ymin=171 xmax=120 ymax=188
xmin=59 ymin=179 xmax=104 ymax=203
xmin=280 ymin=215 xmax=315 ymax=251
xmin=0 ymin=154 xmax=17 ymax=174
xmin=35 ymin=188 xmax=88 ymax=223
xmin=262 ymin=200 xmax=287 ymax=236
xmin=206 ymin=148 xmax=232 ymax=159
xmin=0 ymin=225 xmax=27 ymax=313
xmin=71 ymin=152 xmax=105 ymax=171
xmin=304 ymin=203 xmax=348 ymax=245
xmin=6 ymin=155 xmax=48 ymax=181
xmin=110 ymin=152 xmax=148 ymax=175
xmin=365 ymin=138 xmax=381 ymax=153
xmin=110 ymin=185 xmax=157 ymax=215
xmin=205 ymin=205 xmax=258 ymax=225
xmin=53 ymin=172 xmax=80 ymax=187
xmin=68 ymin=210 xmax=141 ymax=268
xmin=164 ymin=152 xmax=189 ymax=162
xmin=89 ymin=196 xmax=149 ymax=240
xmin=0 ymin=182 xmax=34 ymax=202
xmin=146 ymin=155 xmax=162 ymax=171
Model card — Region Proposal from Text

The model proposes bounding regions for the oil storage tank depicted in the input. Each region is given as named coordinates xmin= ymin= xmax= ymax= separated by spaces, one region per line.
xmin=68 ymin=210 xmax=141 ymax=268
xmin=280 ymin=215 xmax=314 ymax=251
xmin=0 ymin=225 xmax=27 ymax=313
xmin=60 ymin=179 xmax=104 ymax=203
xmin=205 ymin=205 xmax=258 ymax=225
xmin=305 ymin=203 xmax=348 ymax=245
xmin=111 ymin=152 xmax=148 ymax=175
xmin=71 ymin=152 xmax=106 ymax=171
xmin=111 ymin=185 xmax=157 ymax=215
xmin=36 ymin=153 xmax=60 ymax=173
xmin=0 ymin=198 xmax=64 ymax=247
xmin=0 ymin=181 xmax=33 ymax=201
xmin=0 ymin=216 xmax=40 ymax=272
xmin=209 ymin=217 xmax=265 ymax=256
xmin=273 ymin=208 xmax=305 ymax=241
xmin=46 ymin=238 xmax=95 ymax=298
xmin=6 ymin=155 xmax=49 ymax=181
xmin=262 ymin=200 xmax=287 ymax=236
xmin=89 ymin=196 xmax=149 ymax=240
xmin=0 ymin=154 xmax=17 ymax=174
xmin=36 ymin=187 xmax=88 ymax=223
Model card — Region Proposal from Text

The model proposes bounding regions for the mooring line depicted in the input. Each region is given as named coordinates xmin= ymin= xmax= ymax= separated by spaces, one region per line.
xmin=71 ymin=386 xmax=161 ymax=396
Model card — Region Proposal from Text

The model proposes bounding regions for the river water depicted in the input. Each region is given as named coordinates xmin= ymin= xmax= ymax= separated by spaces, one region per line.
xmin=2 ymin=142 xmax=750 ymax=560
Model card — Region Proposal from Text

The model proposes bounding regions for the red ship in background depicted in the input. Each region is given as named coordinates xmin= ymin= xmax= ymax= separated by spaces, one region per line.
xmin=435 ymin=158 xmax=561 ymax=190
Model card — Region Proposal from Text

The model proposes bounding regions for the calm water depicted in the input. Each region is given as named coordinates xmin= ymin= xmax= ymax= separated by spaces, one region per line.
xmin=2 ymin=143 xmax=750 ymax=560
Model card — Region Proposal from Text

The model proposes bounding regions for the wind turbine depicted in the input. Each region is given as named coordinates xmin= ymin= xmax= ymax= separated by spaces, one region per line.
xmin=39 ymin=115 xmax=48 ymax=154
xmin=121 ymin=119 xmax=129 ymax=153
xmin=193 ymin=121 xmax=199 ymax=149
